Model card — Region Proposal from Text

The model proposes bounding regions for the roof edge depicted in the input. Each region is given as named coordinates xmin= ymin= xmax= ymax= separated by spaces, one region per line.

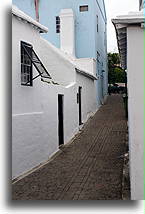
xmin=112 ymin=18 xmax=144 ymax=25
xmin=75 ymin=68 xmax=98 ymax=80
xmin=12 ymin=5 xmax=48 ymax=33
xmin=112 ymin=10 xmax=144 ymax=25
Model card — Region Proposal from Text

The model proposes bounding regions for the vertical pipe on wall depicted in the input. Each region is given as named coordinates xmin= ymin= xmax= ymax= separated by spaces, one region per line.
xmin=34 ymin=0 xmax=39 ymax=22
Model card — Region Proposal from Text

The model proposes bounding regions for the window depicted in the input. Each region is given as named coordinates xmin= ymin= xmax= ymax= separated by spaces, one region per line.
xmin=56 ymin=16 xmax=60 ymax=33
xmin=21 ymin=41 xmax=51 ymax=86
xmin=79 ymin=5 xmax=88 ymax=12
xmin=21 ymin=41 xmax=33 ymax=86
xmin=97 ymin=15 xmax=99 ymax=32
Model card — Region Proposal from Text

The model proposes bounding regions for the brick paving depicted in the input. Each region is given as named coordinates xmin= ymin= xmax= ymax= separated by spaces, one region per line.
xmin=12 ymin=94 xmax=127 ymax=200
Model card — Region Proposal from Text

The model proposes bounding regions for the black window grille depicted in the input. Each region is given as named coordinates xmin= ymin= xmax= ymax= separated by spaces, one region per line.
xmin=21 ymin=41 xmax=33 ymax=86
xmin=80 ymin=5 xmax=88 ymax=12
xmin=21 ymin=41 xmax=52 ymax=86
xmin=56 ymin=16 xmax=60 ymax=33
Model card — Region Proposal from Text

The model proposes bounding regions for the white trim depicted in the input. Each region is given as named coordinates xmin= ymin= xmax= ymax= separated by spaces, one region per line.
xmin=13 ymin=112 xmax=43 ymax=117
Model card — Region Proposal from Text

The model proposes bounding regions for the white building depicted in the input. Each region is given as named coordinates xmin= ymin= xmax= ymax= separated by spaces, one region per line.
xmin=12 ymin=6 xmax=105 ymax=179
xmin=112 ymin=5 xmax=144 ymax=200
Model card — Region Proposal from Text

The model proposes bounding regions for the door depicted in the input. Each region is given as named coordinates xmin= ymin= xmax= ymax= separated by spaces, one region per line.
xmin=101 ymin=76 xmax=104 ymax=99
xmin=58 ymin=94 xmax=64 ymax=146
xmin=78 ymin=87 xmax=82 ymax=125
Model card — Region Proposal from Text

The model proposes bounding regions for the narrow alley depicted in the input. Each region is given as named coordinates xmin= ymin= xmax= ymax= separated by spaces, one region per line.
xmin=12 ymin=95 xmax=128 ymax=200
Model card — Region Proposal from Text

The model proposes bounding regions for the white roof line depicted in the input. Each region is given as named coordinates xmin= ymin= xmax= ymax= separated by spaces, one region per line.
xmin=39 ymin=38 xmax=97 ymax=80
xmin=75 ymin=68 xmax=98 ymax=80
xmin=12 ymin=5 xmax=48 ymax=33
xmin=112 ymin=18 xmax=144 ymax=25
xmin=112 ymin=10 xmax=144 ymax=25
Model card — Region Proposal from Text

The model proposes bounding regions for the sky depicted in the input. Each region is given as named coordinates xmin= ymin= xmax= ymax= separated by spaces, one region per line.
xmin=105 ymin=0 xmax=139 ymax=53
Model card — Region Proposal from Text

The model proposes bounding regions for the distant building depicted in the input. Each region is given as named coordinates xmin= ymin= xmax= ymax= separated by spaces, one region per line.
xmin=13 ymin=0 xmax=108 ymax=105
xmin=112 ymin=3 xmax=144 ymax=199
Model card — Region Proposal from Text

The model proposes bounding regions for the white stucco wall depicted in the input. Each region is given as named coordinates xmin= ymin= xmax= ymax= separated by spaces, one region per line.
xmin=127 ymin=26 xmax=144 ymax=200
xmin=74 ymin=58 xmax=97 ymax=77
xmin=12 ymin=15 xmax=98 ymax=178
xmin=76 ymin=72 xmax=98 ymax=123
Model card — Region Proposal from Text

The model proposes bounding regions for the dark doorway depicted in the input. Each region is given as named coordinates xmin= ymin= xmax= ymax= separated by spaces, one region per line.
xmin=78 ymin=87 xmax=82 ymax=125
xmin=58 ymin=94 xmax=64 ymax=146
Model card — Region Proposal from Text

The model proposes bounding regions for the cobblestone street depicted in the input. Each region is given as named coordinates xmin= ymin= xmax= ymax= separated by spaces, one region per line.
xmin=12 ymin=95 xmax=128 ymax=200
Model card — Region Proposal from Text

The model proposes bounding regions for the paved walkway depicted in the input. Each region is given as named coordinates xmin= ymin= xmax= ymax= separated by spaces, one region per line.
xmin=12 ymin=95 xmax=127 ymax=200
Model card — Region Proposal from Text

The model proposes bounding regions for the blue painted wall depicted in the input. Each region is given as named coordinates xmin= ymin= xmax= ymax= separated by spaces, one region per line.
xmin=13 ymin=0 xmax=108 ymax=102
xmin=13 ymin=0 xmax=107 ymax=57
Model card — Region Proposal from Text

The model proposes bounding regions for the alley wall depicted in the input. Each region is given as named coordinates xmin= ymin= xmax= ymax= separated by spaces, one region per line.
xmin=12 ymin=15 xmax=98 ymax=178
xmin=127 ymin=26 xmax=144 ymax=200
